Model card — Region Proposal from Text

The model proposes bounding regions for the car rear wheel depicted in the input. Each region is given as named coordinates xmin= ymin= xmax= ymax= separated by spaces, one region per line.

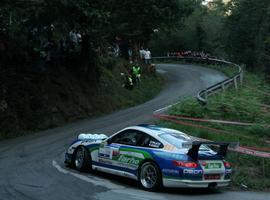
xmin=139 ymin=162 xmax=161 ymax=191
xmin=74 ymin=146 xmax=91 ymax=172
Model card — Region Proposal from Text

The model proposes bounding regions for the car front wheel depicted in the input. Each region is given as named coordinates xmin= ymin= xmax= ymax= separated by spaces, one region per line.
xmin=74 ymin=146 xmax=91 ymax=172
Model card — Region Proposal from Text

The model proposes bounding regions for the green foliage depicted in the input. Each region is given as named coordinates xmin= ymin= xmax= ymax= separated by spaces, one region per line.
xmin=0 ymin=58 xmax=164 ymax=139
xmin=1 ymin=1 xmax=175 ymax=138
xmin=149 ymin=0 xmax=270 ymax=78
xmin=227 ymin=153 xmax=270 ymax=190
xmin=106 ymin=0 xmax=181 ymax=43
xmin=149 ymin=0 xmax=227 ymax=55
xmin=226 ymin=0 xmax=270 ymax=71
xmin=0 ymin=0 xmax=184 ymax=83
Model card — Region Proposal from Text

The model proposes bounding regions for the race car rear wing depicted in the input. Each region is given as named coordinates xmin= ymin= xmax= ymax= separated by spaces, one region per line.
xmin=187 ymin=141 xmax=231 ymax=161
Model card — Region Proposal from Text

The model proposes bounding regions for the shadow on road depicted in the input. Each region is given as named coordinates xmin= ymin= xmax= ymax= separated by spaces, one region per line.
xmin=64 ymin=164 xmax=226 ymax=196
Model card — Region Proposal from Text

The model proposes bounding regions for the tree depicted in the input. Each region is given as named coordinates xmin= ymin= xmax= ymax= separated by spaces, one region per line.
xmin=225 ymin=0 xmax=270 ymax=71
xmin=103 ymin=0 xmax=182 ymax=56
xmin=1 ymin=0 xmax=183 ymax=70
xmin=148 ymin=0 xmax=203 ymax=54
xmin=0 ymin=0 xmax=113 ymax=82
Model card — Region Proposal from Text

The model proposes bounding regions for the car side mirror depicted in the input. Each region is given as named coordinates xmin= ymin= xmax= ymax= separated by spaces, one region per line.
xmin=107 ymin=138 xmax=112 ymax=144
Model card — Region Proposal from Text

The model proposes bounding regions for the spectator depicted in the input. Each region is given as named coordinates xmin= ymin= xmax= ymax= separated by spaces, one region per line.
xmin=132 ymin=62 xmax=141 ymax=85
xmin=114 ymin=44 xmax=120 ymax=57
xmin=139 ymin=47 xmax=146 ymax=61
xmin=76 ymin=32 xmax=82 ymax=44
xmin=176 ymin=51 xmax=182 ymax=58
xmin=69 ymin=30 xmax=75 ymax=43
xmin=121 ymin=72 xmax=134 ymax=90
xmin=128 ymin=47 xmax=132 ymax=61
xmin=144 ymin=48 xmax=151 ymax=65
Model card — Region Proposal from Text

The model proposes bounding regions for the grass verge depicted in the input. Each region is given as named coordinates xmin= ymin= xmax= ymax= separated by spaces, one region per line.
xmin=157 ymin=71 xmax=270 ymax=191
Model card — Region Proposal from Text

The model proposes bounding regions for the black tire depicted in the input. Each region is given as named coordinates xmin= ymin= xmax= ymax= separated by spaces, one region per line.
xmin=73 ymin=146 xmax=92 ymax=172
xmin=138 ymin=161 xmax=162 ymax=191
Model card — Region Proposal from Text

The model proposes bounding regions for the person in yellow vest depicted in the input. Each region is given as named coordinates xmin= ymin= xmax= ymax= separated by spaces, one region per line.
xmin=132 ymin=63 xmax=141 ymax=85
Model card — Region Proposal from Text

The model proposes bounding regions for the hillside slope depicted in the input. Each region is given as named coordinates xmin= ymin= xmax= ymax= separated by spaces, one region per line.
xmin=0 ymin=59 xmax=163 ymax=139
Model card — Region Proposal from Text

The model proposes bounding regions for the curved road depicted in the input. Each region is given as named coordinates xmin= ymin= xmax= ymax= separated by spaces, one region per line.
xmin=0 ymin=64 xmax=268 ymax=200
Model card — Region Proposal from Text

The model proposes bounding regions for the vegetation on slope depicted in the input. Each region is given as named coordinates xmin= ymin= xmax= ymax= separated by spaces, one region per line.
xmin=0 ymin=58 xmax=163 ymax=139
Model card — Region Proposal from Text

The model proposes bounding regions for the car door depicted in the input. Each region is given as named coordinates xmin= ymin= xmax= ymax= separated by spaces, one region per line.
xmin=109 ymin=130 xmax=164 ymax=171
xmin=98 ymin=129 xmax=144 ymax=170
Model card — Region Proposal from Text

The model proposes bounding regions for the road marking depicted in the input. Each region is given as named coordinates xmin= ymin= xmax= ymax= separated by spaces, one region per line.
xmin=154 ymin=105 xmax=172 ymax=114
xmin=156 ymin=69 xmax=167 ymax=74
xmin=153 ymin=102 xmax=180 ymax=114
xmin=52 ymin=160 xmax=166 ymax=200
xmin=97 ymin=189 xmax=166 ymax=200
xmin=52 ymin=160 xmax=124 ymax=189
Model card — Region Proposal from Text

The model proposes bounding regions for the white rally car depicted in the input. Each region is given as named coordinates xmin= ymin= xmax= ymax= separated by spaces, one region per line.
xmin=65 ymin=125 xmax=232 ymax=191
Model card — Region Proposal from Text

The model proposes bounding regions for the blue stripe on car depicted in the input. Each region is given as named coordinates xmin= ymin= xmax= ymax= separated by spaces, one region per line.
xmin=92 ymin=161 xmax=136 ymax=175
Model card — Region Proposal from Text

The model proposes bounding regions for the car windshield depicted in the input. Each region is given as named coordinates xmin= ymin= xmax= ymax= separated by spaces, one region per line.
xmin=159 ymin=132 xmax=192 ymax=149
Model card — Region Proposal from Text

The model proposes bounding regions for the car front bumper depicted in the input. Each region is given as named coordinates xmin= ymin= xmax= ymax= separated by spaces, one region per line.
xmin=163 ymin=178 xmax=230 ymax=188
xmin=64 ymin=153 xmax=73 ymax=164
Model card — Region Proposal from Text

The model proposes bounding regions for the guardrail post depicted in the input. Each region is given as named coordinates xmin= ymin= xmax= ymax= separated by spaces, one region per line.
xmin=204 ymin=91 xmax=208 ymax=100
xmin=240 ymin=72 xmax=243 ymax=85
xmin=234 ymin=77 xmax=238 ymax=89
xmin=222 ymin=83 xmax=225 ymax=91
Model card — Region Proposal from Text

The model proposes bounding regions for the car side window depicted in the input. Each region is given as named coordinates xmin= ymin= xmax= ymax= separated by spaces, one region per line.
xmin=110 ymin=129 xmax=144 ymax=146
xmin=139 ymin=134 xmax=163 ymax=148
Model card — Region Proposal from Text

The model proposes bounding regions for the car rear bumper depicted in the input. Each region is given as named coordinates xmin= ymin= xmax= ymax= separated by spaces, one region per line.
xmin=163 ymin=178 xmax=230 ymax=188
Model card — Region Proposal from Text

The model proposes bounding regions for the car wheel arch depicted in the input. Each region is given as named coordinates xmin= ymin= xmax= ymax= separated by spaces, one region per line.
xmin=137 ymin=159 xmax=163 ymax=191
xmin=72 ymin=145 xmax=92 ymax=169
xmin=137 ymin=159 xmax=162 ymax=177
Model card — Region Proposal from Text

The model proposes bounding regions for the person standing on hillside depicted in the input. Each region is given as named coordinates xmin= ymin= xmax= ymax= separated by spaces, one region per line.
xmin=144 ymin=48 xmax=151 ymax=65
xmin=125 ymin=72 xmax=134 ymax=90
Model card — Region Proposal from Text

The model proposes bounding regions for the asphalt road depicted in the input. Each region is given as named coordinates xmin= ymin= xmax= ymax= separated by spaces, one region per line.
xmin=0 ymin=64 xmax=268 ymax=200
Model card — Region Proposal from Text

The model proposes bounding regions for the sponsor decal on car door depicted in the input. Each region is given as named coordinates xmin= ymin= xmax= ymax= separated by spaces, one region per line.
xmin=110 ymin=147 xmax=145 ymax=170
xmin=98 ymin=143 xmax=120 ymax=165
xmin=98 ymin=143 xmax=146 ymax=170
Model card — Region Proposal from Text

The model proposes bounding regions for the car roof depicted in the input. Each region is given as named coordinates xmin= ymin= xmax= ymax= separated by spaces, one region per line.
xmin=123 ymin=124 xmax=192 ymax=142
xmin=115 ymin=125 xmax=213 ymax=153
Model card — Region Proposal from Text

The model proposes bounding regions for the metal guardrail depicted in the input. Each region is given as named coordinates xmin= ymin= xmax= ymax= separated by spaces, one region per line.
xmin=152 ymin=56 xmax=243 ymax=104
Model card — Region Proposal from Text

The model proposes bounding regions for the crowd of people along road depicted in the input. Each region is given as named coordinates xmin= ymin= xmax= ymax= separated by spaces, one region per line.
xmin=28 ymin=24 xmax=84 ymax=68
xmin=122 ymin=47 xmax=152 ymax=90
xmin=167 ymin=50 xmax=211 ymax=59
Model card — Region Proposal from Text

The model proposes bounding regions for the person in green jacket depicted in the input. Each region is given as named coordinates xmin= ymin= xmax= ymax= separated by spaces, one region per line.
xmin=132 ymin=63 xmax=141 ymax=85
